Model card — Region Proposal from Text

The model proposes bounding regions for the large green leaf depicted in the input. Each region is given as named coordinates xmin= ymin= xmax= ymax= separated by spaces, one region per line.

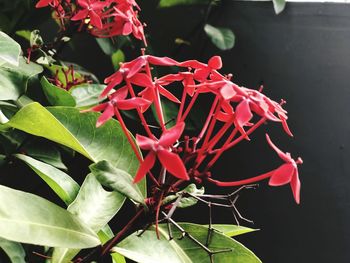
xmin=52 ymin=174 xmax=125 ymax=263
xmin=69 ymin=83 xmax=106 ymax=108
xmin=272 ymin=0 xmax=286 ymax=15
xmin=0 ymin=31 xmax=21 ymax=66
xmin=113 ymin=223 xmax=261 ymax=263
xmin=204 ymin=24 xmax=235 ymax=50
xmin=0 ymin=58 xmax=43 ymax=101
xmin=90 ymin=160 xmax=145 ymax=205
xmin=0 ymin=237 xmax=26 ymax=263
xmin=0 ymin=185 xmax=100 ymax=248
xmin=40 ymin=77 xmax=76 ymax=107
xmin=14 ymin=154 xmax=79 ymax=205
xmin=158 ymin=0 xmax=209 ymax=8
xmin=5 ymin=103 xmax=143 ymax=194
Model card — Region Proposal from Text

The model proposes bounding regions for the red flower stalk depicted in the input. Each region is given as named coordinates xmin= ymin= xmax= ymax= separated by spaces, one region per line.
xmin=89 ymin=53 xmax=302 ymax=206
xmin=207 ymin=134 xmax=302 ymax=204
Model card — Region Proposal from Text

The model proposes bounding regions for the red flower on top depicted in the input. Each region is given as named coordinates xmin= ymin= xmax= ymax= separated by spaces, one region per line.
xmin=71 ymin=0 xmax=108 ymax=29
xmin=134 ymin=122 xmax=189 ymax=183
xmin=266 ymin=134 xmax=303 ymax=204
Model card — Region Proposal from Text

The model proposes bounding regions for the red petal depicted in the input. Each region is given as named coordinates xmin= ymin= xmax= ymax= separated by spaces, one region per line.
xmin=159 ymin=122 xmax=185 ymax=147
xmin=90 ymin=11 xmax=103 ymax=29
xmin=110 ymin=86 xmax=128 ymax=101
xmin=81 ymin=102 xmax=107 ymax=113
xmin=235 ymin=99 xmax=253 ymax=127
xmin=134 ymin=152 xmax=156 ymax=183
xmin=158 ymin=85 xmax=180 ymax=103
xmin=281 ymin=116 xmax=294 ymax=137
xmin=217 ymin=111 xmax=232 ymax=122
xmin=157 ymin=149 xmax=189 ymax=180
xmin=147 ymin=56 xmax=179 ymax=66
xmin=71 ymin=9 xmax=89 ymax=21
xmin=220 ymin=83 xmax=236 ymax=100
xmin=268 ymin=164 xmax=295 ymax=186
xmin=122 ymin=22 xmax=133 ymax=35
xmin=265 ymin=134 xmax=291 ymax=163
xmin=158 ymin=74 xmax=184 ymax=85
xmin=208 ymin=56 xmax=222 ymax=70
xmin=178 ymin=60 xmax=207 ymax=69
xmin=35 ymin=0 xmax=52 ymax=8
xmin=77 ymin=0 xmax=89 ymax=8
xmin=102 ymin=71 xmax=123 ymax=98
xmin=290 ymin=170 xmax=301 ymax=204
xmin=194 ymin=68 xmax=210 ymax=81
xmin=130 ymin=73 xmax=153 ymax=87
xmin=126 ymin=57 xmax=147 ymax=78
xmin=96 ymin=103 xmax=114 ymax=127
xmin=136 ymin=134 xmax=155 ymax=150
xmin=116 ymin=98 xmax=151 ymax=110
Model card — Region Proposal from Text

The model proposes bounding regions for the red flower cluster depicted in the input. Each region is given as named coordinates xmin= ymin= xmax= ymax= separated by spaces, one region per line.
xmin=35 ymin=0 xmax=146 ymax=43
xmin=87 ymin=54 xmax=302 ymax=204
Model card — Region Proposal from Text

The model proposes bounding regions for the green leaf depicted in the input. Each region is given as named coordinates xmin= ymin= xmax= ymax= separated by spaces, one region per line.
xmin=22 ymin=139 xmax=67 ymax=170
xmin=162 ymin=184 xmax=204 ymax=208
xmin=113 ymin=223 xmax=261 ymax=263
xmin=40 ymin=76 xmax=76 ymax=107
xmin=0 ymin=57 xmax=43 ymax=101
xmin=14 ymin=154 xmax=80 ymax=205
xmin=204 ymin=24 xmax=235 ymax=50
xmin=0 ymin=185 xmax=100 ymax=248
xmin=210 ymin=225 xmax=258 ymax=237
xmin=90 ymin=160 xmax=145 ymax=204
xmin=96 ymin=38 xmax=116 ymax=56
xmin=16 ymin=30 xmax=31 ymax=42
xmin=111 ymin=49 xmax=125 ymax=70
xmin=272 ymin=0 xmax=286 ymax=15
xmin=0 ymin=237 xmax=26 ymax=263
xmin=69 ymin=83 xmax=106 ymax=108
xmin=6 ymin=103 xmax=140 ymax=178
xmin=0 ymin=31 xmax=21 ymax=66
xmin=158 ymin=0 xmax=209 ymax=8
xmin=52 ymin=174 xmax=125 ymax=263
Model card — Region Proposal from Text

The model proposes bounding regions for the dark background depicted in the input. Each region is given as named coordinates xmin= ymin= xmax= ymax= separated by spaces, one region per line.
xmin=2 ymin=1 xmax=350 ymax=263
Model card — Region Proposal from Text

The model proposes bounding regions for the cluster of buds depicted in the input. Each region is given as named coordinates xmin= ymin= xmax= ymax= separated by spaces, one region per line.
xmin=35 ymin=0 xmax=146 ymax=43
xmin=86 ymin=53 xmax=303 ymax=206
xmin=47 ymin=65 xmax=90 ymax=90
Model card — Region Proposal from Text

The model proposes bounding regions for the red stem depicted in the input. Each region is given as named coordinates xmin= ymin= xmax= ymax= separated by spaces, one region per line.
xmin=207 ymin=170 xmax=274 ymax=187
xmin=101 ymin=209 xmax=144 ymax=255
xmin=176 ymin=86 xmax=187 ymax=123
xmin=180 ymin=92 xmax=199 ymax=122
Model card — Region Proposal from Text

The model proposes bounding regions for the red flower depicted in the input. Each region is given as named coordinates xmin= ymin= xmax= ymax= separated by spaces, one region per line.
xmin=134 ymin=122 xmax=189 ymax=183
xmin=84 ymin=86 xmax=151 ymax=127
xmin=266 ymin=134 xmax=303 ymax=204
xmin=71 ymin=0 xmax=108 ymax=29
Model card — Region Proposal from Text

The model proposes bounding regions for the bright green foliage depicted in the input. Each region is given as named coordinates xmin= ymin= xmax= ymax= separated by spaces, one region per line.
xmin=0 ymin=185 xmax=100 ymax=248
xmin=69 ymin=83 xmax=106 ymax=108
xmin=159 ymin=0 xmax=209 ymax=8
xmin=40 ymin=77 xmax=76 ymax=107
xmin=113 ymin=223 xmax=261 ymax=263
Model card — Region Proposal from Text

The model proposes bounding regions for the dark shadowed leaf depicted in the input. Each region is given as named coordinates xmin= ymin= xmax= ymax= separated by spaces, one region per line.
xmin=159 ymin=0 xmax=209 ymax=8
xmin=204 ymin=24 xmax=235 ymax=50
xmin=0 ymin=237 xmax=26 ymax=263
xmin=14 ymin=154 xmax=79 ymax=205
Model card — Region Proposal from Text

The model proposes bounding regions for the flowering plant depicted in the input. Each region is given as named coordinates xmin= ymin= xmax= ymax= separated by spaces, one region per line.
xmin=0 ymin=0 xmax=298 ymax=262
